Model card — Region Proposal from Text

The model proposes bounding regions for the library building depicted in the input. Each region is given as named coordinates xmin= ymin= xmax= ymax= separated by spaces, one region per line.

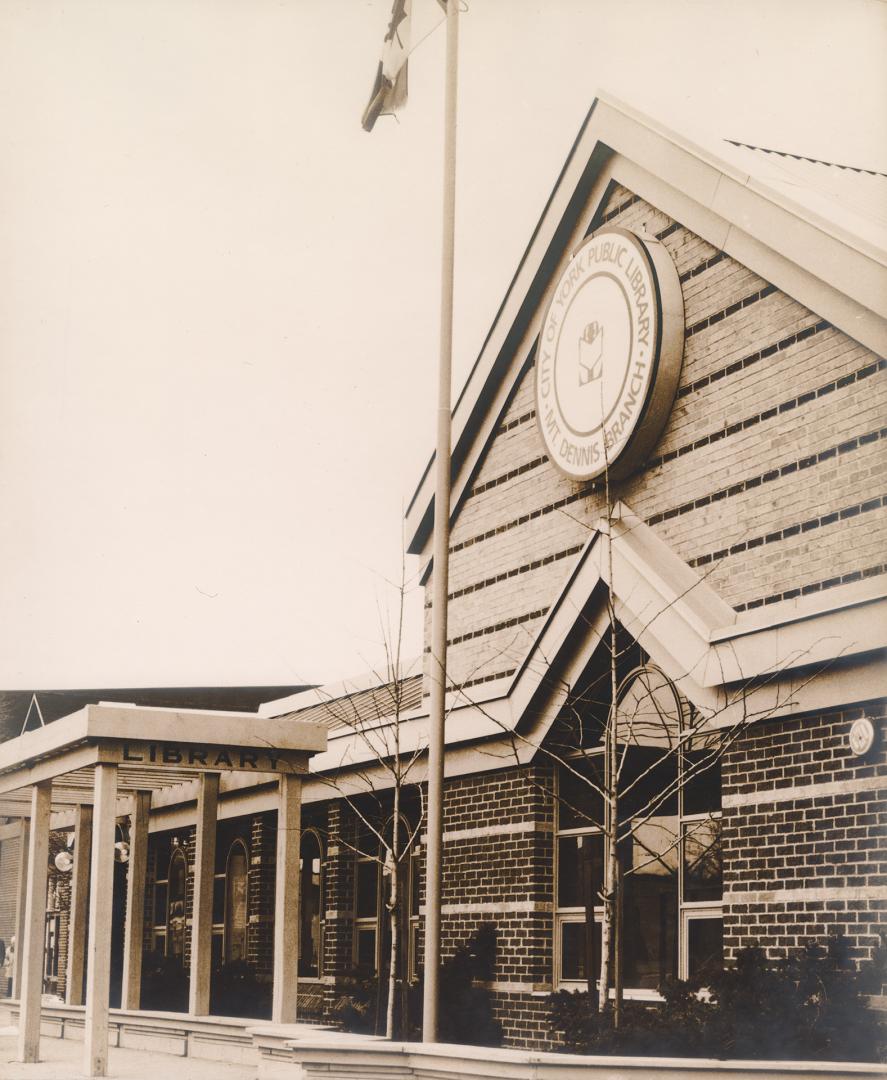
xmin=0 ymin=94 xmax=885 ymax=1059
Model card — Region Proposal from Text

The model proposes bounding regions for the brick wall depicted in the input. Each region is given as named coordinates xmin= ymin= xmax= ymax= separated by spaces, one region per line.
xmin=435 ymin=764 xmax=556 ymax=1049
xmin=424 ymin=182 xmax=887 ymax=688
xmin=322 ymin=799 xmax=354 ymax=1018
xmin=245 ymin=812 xmax=275 ymax=980
xmin=722 ymin=701 xmax=887 ymax=966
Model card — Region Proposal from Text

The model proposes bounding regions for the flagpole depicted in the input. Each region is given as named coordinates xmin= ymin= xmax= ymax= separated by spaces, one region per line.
xmin=423 ymin=0 xmax=458 ymax=1044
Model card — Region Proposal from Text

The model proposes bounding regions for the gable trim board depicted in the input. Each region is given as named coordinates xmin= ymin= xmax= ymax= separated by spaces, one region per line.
xmin=405 ymin=93 xmax=887 ymax=569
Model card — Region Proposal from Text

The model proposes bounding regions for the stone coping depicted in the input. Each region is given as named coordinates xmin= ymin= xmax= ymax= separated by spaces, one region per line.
xmin=269 ymin=1039 xmax=887 ymax=1080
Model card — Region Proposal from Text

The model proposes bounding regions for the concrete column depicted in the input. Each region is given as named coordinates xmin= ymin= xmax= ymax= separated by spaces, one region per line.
xmin=84 ymin=763 xmax=118 ymax=1079
xmin=120 ymin=791 xmax=150 ymax=1011
xmin=66 ymin=804 xmax=93 ymax=1006
xmin=188 ymin=773 xmax=218 ymax=1016
xmin=12 ymin=818 xmax=30 ymax=998
xmin=17 ymin=780 xmax=51 ymax=1064
xmin=272 ymin=773 xmax=301 ymax=1024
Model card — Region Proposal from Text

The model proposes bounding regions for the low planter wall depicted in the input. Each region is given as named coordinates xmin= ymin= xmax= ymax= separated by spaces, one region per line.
xmin=255 ymin=1039 xmax=887 ymax=1080
xmin=8 ymin=1001 xmax=266 ymax=1065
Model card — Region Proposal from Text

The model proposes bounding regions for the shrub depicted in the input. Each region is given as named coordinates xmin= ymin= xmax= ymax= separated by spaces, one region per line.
xmin=331 ymin=971 xmax=382 ymax=1035
xmin=210 ymin=960 xmax=271 ymax=1019
xmin=335 ymin=923 xmax=502 ymax=1046
xmin=548 ymin=940 xmax=886 ymax=1062
xmin=139 ymin=951 xmax=189 ymax=1013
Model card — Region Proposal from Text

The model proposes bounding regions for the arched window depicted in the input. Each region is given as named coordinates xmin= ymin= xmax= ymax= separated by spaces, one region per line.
xmin=167 ymin=847 xmax=187 ymax=960
xmin=299 ymin=830 xmax=323 ymax=978
xmin=554 ymin=664 xmax=723 ymax=990
xmin=224 ymin=840 xmax=249 ymax=963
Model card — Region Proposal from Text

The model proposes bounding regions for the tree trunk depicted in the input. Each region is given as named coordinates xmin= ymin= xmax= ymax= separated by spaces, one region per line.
xmin=385 ymin=802 xmax=400 ymax=1039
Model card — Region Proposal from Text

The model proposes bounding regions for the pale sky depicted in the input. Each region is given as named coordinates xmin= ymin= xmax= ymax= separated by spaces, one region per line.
xmin=1 ymin=0 xmax=884 ymax=691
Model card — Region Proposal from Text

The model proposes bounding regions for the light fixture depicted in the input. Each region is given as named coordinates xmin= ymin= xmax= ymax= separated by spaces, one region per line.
xmin=54 ymin=850 xmax=74 ymax=873
xmin=114 ymin=841 xmax=131 ymax=864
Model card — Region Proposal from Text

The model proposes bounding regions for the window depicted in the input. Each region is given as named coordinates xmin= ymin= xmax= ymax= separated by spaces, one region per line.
xmin=167 ymin=846 xmax=187 ymax=960
xmin=299 ymin=830 xmax=324 ymax=978
xmin=407 ymin=846 xmax=422 ymax=981
xmin=352 ymin=815 xmax=418 ymax=978
xmin=224 ymin=840 xmax=249 ymax=963
xmin=554 ymin=665 xmax=723 ymax=991
xmin=354 ymin=845 xmax=381 ymax=972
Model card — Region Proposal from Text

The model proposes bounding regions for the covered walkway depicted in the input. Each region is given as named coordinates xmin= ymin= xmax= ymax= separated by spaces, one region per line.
xmin=0 ymin=702 xmax=326 ymax=1077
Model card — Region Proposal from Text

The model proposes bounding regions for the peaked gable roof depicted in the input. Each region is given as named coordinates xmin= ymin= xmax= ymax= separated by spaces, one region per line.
xmin=405 ymin=93 xmax=887 ymax=559
xmin=296 ymin=506 xmax=885 ymax=786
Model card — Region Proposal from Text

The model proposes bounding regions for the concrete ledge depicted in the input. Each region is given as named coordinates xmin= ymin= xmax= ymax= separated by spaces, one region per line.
xmin=264 ymin=1039 xmax=887 ymax=1080
xmin=9 ymin=1001 xmax=280 ymax=1065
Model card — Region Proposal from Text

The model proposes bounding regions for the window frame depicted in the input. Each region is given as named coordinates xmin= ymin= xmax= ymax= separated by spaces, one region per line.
xmin=554 ymin=666 xmax=723 ymax=992
xmin=299 ymin=827 xmax=325 ymax=981
xmin=223 ymin=838 xmax=250 ymax=964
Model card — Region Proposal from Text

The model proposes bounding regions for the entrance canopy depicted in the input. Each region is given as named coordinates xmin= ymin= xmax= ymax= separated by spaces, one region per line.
xmin=0 ymin=702 xmax=326 ymax=817
xmin=0 ymin=702 xmax=327 ymax=1077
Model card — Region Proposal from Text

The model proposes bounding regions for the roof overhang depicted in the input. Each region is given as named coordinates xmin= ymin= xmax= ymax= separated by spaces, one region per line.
xmin=405 ymin=93 xmax=887 ymax=559
xmin=274 ymin=504 xmax=887 ymax=791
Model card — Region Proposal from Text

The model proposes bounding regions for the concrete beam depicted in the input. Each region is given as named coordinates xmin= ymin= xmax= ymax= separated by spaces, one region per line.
xmin=121 ymin=791 xmax=150 ymax=1011
xmin=84 ymin=763 xmax=118 ymax=1078
xmin=17 ymin=781 xmax=51 ymax=1063
xmin=272 ymin=773 xmax=301 ymax=1024
xmin=66 ymin=804 xmax=93 ymax=1007
xmin=189 ymin=773 xmax=219 ymax=1016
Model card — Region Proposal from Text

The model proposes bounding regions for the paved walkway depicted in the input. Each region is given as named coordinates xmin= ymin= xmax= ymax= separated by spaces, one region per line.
xmin=0 ymin=1025 xmax=259 ymax=1079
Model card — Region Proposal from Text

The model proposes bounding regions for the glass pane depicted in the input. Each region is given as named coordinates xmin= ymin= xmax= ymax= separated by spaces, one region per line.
xmin=683 ymin=749 xmax=722 ymax=814
xmin=688 ymin=917 xmax=723 ymax=982
xmin=410 ymin=922 xmax=420 ymax=980
xmin=299 ymin=833 xmax=322 ymax=977
xmin=620 ymin=816 xmax=678 ymax=988
xmin=212 ymin=875 xmax=225 ymax=924
xmin=168 ymin=850 xmax=188 ymax=959
xmin=616 ymin=668 xmax=682 ymax=751
xmin=682 ymin=818 xmax=723 ymax=902
xmin=557 ymin=834 xmax=603 ymax=909
xmin=169 ymin=850 xmax=186 ymax=902
xmin=410 ymin=854 xmax=421 ymax=916
xmin=356 ymin=860 xmax=378 ymax=918
xmin=618 ymin=746 xmax=678 ymax=822
xmin=558 ymin=759 xmax=605 ymax=831
xmin=153 ymin=882 xmax=168 ymax=927
xmin=561 ymin=920 xmax=601 ymax=982
xmin=225 ymin=845 xmax=248 ymax=962
xmin=211 ymin=931 xmax=223 ymax=970
xmin=356 ymin=928 xmax=376 ymax=971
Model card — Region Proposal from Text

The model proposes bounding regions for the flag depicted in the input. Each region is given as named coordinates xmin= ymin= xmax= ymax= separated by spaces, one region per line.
xmin=362 ymin=0 xmax=411 ymax=132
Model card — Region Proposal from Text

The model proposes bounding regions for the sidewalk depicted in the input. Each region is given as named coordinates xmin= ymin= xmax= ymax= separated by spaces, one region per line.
xmin=0 ymin=1023 xmax=259 ymax=1080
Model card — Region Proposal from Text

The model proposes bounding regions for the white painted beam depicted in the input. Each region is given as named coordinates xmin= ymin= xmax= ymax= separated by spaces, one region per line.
xmin=84 ymin=763 xmax=118 ymax=1078
xmin=272 ymin=773 xmax=301 ymax=1024
xmin=17 ymin=781 xmax=51 ymax=1063
xmin=121 ymin=791 xmax=150 ymax=1011
xmin=189 ymin=773 xmax=218 ymax=1016
xmin=66 ymin=804 xmax=93 ymax=1007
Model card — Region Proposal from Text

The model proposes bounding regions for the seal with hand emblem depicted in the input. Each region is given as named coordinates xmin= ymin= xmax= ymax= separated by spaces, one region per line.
xmin=535 ymin=225 xmax=685 ymax=482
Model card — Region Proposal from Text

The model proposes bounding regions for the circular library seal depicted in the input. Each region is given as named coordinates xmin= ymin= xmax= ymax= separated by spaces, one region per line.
xmin=535 ymin=226 xmax=684 ymax=482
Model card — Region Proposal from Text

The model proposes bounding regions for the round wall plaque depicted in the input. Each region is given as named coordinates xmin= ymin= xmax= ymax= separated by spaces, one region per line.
xmin=535 ymin=226 xmax=684 ymax=482
xmin=848 ymin=717 xmax=875 ymax=757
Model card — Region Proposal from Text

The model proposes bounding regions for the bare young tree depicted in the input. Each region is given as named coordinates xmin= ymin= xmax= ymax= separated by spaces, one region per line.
xmin=312 ymin=555 xmax=426 ymax=1039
